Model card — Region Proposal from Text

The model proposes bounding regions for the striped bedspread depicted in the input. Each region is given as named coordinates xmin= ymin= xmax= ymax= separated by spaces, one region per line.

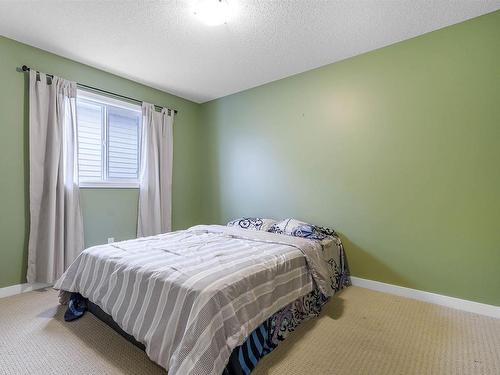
xmin=54 ymin=225 xmax=340 ymax=374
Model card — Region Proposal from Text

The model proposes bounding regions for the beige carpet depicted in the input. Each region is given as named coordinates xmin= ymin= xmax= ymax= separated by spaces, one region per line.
xmin=0 ymin=287 xmax=499 ymax=375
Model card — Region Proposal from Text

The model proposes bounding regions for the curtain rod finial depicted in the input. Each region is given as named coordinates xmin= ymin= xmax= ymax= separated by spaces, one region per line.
xmin=21 ymin=65 xmax=29 ymax=72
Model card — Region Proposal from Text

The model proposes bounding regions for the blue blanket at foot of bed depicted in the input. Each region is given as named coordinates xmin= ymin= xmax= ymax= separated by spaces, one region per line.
xmin=64 ymin=293 xmax=87 ymax=321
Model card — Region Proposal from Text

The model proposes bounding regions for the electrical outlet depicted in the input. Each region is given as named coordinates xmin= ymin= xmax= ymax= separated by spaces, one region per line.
xmin=107 ymin=237 xmax=114 ymax=244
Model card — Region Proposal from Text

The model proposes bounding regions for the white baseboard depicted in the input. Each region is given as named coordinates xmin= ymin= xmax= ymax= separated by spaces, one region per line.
xmin=0 ymin=282 xmax=52 ymax=299
xmin=350 ymin=276 xmax=500 ymax=319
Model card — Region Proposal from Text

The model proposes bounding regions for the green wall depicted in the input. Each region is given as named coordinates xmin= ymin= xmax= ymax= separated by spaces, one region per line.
xmin=0 ymin=36 xmax=203 ymax=288
xmin=200 ymin=11 xmax=500 ymax=306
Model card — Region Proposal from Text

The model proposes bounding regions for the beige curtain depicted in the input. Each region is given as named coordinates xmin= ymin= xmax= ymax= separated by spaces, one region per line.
xmin=137 ymin=103 xmax=174 ymax=237
xmin=27 ymin=70 xmax=84 ymax=284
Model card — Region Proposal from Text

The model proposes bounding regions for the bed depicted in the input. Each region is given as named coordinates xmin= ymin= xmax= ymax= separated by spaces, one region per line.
xmin=54 ymin=224 xmax=350 ymax=374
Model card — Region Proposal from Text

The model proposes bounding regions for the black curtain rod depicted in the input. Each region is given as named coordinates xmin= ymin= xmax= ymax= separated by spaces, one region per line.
xmin=19 ymin=65 xmax=178 ymax=115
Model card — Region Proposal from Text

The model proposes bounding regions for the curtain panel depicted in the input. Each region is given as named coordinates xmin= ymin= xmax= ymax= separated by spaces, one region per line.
xmin=137 ymin=103 xmax=174 ymax=237
xmin=27 ymin=70 xmax=84 ymax=284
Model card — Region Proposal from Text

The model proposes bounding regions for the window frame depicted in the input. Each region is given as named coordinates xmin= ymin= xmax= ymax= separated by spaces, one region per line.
xmin=77 ymin=89 xmax=142 ymax=189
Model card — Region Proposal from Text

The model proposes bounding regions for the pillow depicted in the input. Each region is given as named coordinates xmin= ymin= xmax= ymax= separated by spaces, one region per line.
xmin=268 ymin=218 xmax=336 ymax=241
xmin=227 ymin=217 xmax=277 ymax=231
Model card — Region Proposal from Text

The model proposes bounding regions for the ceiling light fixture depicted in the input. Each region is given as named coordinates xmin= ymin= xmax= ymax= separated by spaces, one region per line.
xmin=194 ymin=0 xmax=232 ymax=26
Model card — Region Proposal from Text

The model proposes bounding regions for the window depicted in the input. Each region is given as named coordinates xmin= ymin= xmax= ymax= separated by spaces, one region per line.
xmin=77 ymin=90 xmax=141 ymax=188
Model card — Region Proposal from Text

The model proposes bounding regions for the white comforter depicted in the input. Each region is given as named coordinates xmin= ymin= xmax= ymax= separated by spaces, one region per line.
xmin=55 ymin=225 xmax=337 ymax=374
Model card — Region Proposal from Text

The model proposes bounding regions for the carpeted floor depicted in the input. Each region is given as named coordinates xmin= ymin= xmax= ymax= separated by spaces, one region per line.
xmin=0 ymin=286 xmax=499 ymax=375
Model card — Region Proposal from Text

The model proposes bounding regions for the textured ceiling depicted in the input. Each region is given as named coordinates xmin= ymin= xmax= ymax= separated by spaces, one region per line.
xmin=0 ymin=1 xmax=498 ymax=103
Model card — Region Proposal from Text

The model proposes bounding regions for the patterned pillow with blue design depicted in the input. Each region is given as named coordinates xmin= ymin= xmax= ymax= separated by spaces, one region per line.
xmin=227 ymin=217 xmax=277 ymax=231
xmin=268 ymin=218 xmax=336 ymax=241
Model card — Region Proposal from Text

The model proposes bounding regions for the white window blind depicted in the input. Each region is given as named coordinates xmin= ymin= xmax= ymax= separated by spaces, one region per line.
xmin=77 ymin=90 xmax=141 ymax=187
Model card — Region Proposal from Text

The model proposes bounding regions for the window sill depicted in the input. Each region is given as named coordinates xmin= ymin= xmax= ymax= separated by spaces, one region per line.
xmin=79 ymin=182 xmax=140 ymax=189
